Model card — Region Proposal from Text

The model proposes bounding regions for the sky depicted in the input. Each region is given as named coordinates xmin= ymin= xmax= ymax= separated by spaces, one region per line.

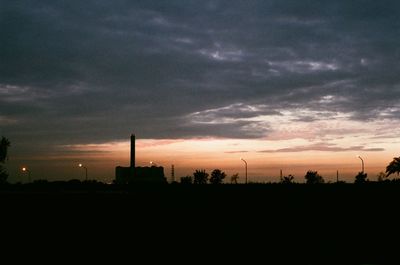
xmin=1 ymin=1 xmax=400 ymax=183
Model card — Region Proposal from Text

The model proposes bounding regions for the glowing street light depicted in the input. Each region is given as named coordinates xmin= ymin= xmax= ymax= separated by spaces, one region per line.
xmin=22 ymin=167 xmax=31 ymax=183
xmin=357 ymin=155 xmax=364 ymax=173
xmin=150 ymin=161 xmax=158 ymax=167
xmin=240 ymin=158 xmax=248 ymax=184
xmin=78 ymin=163 xmax=88 ymax=181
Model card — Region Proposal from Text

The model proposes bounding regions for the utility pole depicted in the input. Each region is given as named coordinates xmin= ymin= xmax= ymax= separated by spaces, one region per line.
xmin=79 ymin=163 xmax=88 ymax=181
xmin=240 ymin=158 xmax=248 ymax=184
xmin=357 ymin=155 xmax=364 ymax=173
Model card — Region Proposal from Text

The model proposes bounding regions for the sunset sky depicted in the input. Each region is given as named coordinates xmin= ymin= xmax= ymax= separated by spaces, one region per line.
xmin=1 ymin=1 xmax=400 ymax=183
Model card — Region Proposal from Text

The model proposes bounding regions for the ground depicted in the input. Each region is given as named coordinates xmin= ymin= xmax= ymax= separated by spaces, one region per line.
xmin=1 ymin=184 xmax=398 ymax=263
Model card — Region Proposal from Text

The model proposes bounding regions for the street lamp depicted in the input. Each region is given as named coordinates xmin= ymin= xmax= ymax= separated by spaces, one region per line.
xmin=357 ymin=155 xmax=364 ymax=173
xmin=150 ymin=161 xmax=158 ymax=167
xmin=78 ymin=163 xmax=88 ymax=181
xmin=240 ymin=158 xmax=248 ymax=184
xmin=22 ymin=167 xmax=31 ymax=183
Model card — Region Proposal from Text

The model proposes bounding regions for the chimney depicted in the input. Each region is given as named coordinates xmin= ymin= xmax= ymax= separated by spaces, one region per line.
xmin=130 ymin=134 xmax=135 ymax=168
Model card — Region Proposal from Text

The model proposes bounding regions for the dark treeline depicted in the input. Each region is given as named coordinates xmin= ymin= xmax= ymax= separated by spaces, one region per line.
xmin=2 ymin=177 xmax=400 ymax=263
xmin=4 ymin=166 xmax=400 ymax=187
xmin=2 ymin=172 xmax=400 ymax=191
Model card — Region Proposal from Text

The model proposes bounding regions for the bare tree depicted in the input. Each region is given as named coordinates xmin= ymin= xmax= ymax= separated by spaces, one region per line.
xmin=230 ymin=173 xmax=239 ymax=184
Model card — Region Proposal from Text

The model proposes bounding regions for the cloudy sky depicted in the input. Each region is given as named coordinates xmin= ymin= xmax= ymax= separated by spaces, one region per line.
xmin=1 ymin=1 xmax=400 ymax=182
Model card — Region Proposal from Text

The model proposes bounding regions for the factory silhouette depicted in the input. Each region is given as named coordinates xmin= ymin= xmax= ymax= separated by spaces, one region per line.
xmin=115 ymin=134 xmax=167 ymax=184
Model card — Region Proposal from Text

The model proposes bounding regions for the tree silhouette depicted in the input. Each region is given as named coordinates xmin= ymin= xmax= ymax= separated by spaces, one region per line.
xmin=0 ymin=136 xmax=10 ymax=184
xmin=354 ymin=172 xmax=368 ymax=184
xmin=0 ymin=167 xmax=7 ymax=184
xmin=193 ymin=169 xmax=209 ymax=184
xmin=386 ymin=157 xmax=400 ymax=178
xmin=280 ymin=175 xmax=295 ymax=184
xmin=0 ymin=137 xmax=10 ymax=163
xmin=230 ymin=173 xmax=239 ymax=184
xmin=304 ymin=170 xmax=324 ymax=184
xmin=180 ymin=176 xmax=193 ymax=184
xmin=376 ymin=172 xmax=388 ymax=182
xmin=209 ymin=169 xmax=226 ymax=184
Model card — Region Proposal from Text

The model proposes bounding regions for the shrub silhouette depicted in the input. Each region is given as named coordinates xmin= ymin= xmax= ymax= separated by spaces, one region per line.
xmin=180 ymin=176 xmax=193 ymax=184
xmin=354 ymin=172 xmax=368 ymax=184
xmin=193 ymin=169 xmax=208 ymax=184
xmin=304 ymin=170 xmax=324 ymax=184
xmin=209 ymin=169 xmax=226 ymax=184
xmin=280 ymin=175 xmax=295 ymax=184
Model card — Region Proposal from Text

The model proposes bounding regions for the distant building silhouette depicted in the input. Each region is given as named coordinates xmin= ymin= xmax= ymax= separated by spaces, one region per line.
xmin=115 ymin=134 xmax=166 ymax=184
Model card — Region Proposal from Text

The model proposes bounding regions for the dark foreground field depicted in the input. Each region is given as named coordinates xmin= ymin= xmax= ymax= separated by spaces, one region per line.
xmin=1 ymin=183 xmax=399 ymax=263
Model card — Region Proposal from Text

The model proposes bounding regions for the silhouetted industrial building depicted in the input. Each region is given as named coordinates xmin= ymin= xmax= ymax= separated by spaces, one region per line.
xmin=115 ymin=134 xmax=166 ymax=184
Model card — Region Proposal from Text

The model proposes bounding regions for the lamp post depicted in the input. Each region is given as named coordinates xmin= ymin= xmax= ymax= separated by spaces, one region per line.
xmin=79 ymin=163 xmax=88 ymax=181
xmin=240 ymin=158 xmax=248 ymax=184
xmin=357 ymin=155 xmax=364 ymax=173
xmin=22 ymin=167 xmax=31 ymax=183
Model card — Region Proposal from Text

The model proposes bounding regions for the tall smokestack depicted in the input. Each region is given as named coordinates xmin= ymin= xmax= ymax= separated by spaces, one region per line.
xmin=130 ymin=134 xmax=135 ymax=168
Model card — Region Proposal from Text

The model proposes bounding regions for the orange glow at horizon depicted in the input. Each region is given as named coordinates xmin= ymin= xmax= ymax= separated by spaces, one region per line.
xmin=7 ymin=110 xmax=400 ymax=183
xmin=11 ymin=136 xmax=392 ymax=183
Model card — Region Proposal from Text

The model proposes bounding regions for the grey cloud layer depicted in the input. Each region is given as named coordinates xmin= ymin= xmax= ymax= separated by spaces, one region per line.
xmin=258 ymin=143 xmax=385 ymax=153
xmin=1 ymin=1 xmax=400 ymax=147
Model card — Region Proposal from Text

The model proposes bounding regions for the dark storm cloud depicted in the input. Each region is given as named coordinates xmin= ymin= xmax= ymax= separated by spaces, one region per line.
xmin=1 ymin=0 xmax=400 ymax=149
